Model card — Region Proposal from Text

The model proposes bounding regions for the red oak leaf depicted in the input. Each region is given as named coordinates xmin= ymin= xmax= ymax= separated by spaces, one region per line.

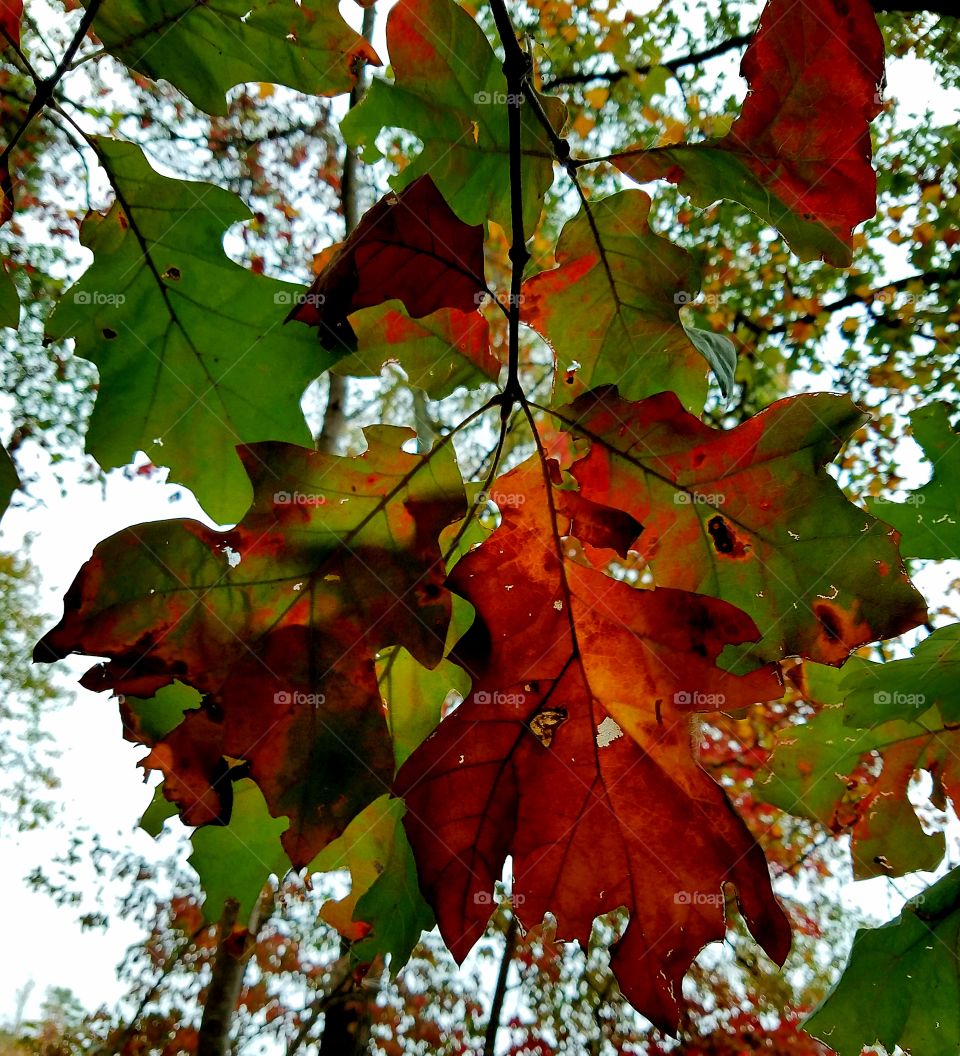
xmin=36 ymin=427 xmax=466 ymax=866
xmin=561 ymin=387 xmax=926 ymax=666
xmin=397 ymin=456 xmax=790 ymax=1031
xmin=287 ymin=175 xmax=486 ymax=350
xmin=612 ymin=0 xmax=885 ymax=264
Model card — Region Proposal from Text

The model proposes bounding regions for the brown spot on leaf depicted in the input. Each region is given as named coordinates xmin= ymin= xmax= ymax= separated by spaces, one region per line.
xmin=529 ymin=707 xmax=568 ymax=748
xmin=814 ymin=602 xmax=843 ymax=644
xmin=163 ymin=266 xmax=182 ymax=281
xmin=706 ymin=515 xmax=748 ymax=558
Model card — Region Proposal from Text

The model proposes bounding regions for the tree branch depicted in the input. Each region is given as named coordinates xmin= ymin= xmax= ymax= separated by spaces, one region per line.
xmin=284 ymin=958 xmax=354 ymax=1056
xmin=317 ymin=3 xmax=377 ymax=455
xmin=541 ymin=32 xmax=751 ymax=91
xmin=489 ymin=0 xmax=531 ymax=415
xmin=541 ymin=0 xmax=955 ymax=93
xmin=483 ymin=913 xmax=519 ymax=1056
xmin=735 ymin=263 xmax=960 ymax=337
xmin=197 ymin=891 xmax=271 ymax=1056
xmin=0 ymin=0 xmax=103 ymax=164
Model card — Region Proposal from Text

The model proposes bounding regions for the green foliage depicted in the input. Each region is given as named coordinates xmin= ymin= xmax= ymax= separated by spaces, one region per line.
xmin=87 ymin=0 xmax=379 ymax=115
xmin=807 ymin=865 xmax=960 ymax=1056
xmin=341 ymin=0 xmax=566 ymax=233
xmin=47 ymin=138 xmax=336 ymax=523
xmin=867 ymin=402 xmax=960 ymax=559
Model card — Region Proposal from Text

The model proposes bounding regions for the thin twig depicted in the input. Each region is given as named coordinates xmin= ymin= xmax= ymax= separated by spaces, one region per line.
xmin=483 ymin=913 xmax=519 ymax=1056
xmin=0 ymin=0 xmax=104 ymax=163
xmin=541 ymin=33 xmax=751 ymax=91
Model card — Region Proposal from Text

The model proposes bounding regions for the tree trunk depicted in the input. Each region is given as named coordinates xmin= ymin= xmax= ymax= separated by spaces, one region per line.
xmin=197 ymin=894 xmax=269 ymax=1056
xmin=316 ymin=3 xmax=377 ymax=455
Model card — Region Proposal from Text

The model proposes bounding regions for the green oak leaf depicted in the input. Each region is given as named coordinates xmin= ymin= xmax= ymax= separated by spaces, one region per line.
xmin=0 ymin=444 xmax=19 ymax=518
xmin=47 ymin=138 xmax=334 ymax=524
xmin=683 ymin=326 xmax=736 ymax=402
xmin=806 ymin=866 xmax=960 ymax=1056
xmin=311 ymin=794 xmax=434 ymax=968
xmin=86 ymin=0 xmax=379 ymax=116
xmin=352 ymin=798 xmax=434 ymax=968
xmin=841 ymin=624 xmax=960 ymax=726
xmin=522 ymin=191 xmax=715 ymax=410
xmin=140 ymin=786 xmax=178 ymax=838
xmin=867 ymin=403 xmax=960 ymax=560
xmin=341 ymin=0 xmax=565 ymax=234
xmin=380 ymin=645 xmax=470 ymax=772
xmin=190 ymin=778 xmax=290 ymax=923
xmin=762 ymin=661 xmax=947 ymax=879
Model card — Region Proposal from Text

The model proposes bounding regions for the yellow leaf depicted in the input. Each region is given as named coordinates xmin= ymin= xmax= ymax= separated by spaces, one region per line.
xmin=584 ymin=87 xmax=609 ymax=110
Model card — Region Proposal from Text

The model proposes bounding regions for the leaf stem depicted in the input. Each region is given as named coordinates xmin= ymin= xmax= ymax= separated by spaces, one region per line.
xmin=489 ymin=0 xmax=530 ymax=415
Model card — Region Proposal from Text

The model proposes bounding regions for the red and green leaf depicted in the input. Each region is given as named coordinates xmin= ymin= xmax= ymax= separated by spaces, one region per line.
xmin=288 ymin=176 xmax=487 ymax=353
xmin=522 ymin=190 xmax=723 ymax=410
xmin=611 ymin=0 xmax=885 ymax=265
xmin=341 ymin=0 xmax=566 ymax=234
xmin=563 ymin=387 xmax=926 ymax=666
xmin=36 ymin=427 xmax=467 ymax=867
xmin=398 ymin=456 xmax=790 ymax=1031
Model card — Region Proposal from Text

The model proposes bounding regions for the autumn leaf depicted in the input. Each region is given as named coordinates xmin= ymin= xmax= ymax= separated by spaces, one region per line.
xmin=397 ymin=455 xmax=790 ymax=1031
xmin=86 ymin=0 xmax=380 ymax=115
xmin=46 ymin=138 xmax=334 ymax=524
xmin=341 ymin=0 xmax=566 ymax=234
xmin=311 ymin=794 xmax=434 ymax=968
xmin=332 ymin=303 xmax=500 ymax=399
xmin=866 ymin=403 xmax=960 ymax=560
xmin=611 ymin=0 xmax=885 ymax=265
xmin=562 ymin=387 xmax=926 ymax=666
xmin=0 ymin=0 xmax=23 ymax=48
xmin=761 ymin=660 xmax=951 ymax=879
xmin=287 ymin=177 xmax=487 ymax=353
xmin=308 ymin=644 xmax=467 ymax=964
xmin=521 ymin=190 xmax=727 ymax=409
xmin=35 ymin=427 xmax=467 ymax=868
xmin=805 ymin=865 xmax=960 ymax=1056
